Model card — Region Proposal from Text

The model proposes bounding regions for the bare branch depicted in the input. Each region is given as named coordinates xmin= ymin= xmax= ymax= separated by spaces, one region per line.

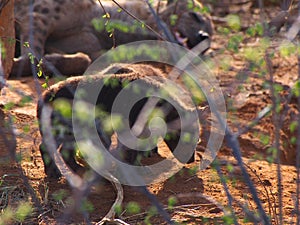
xmin=296 ymin=4 xmax=300 ymax=222
xmin=97 ymin=171 xmax=124 ymax=224
xmin=110 ymin=0 xmax=165 ymax=40
xmin=144 ymin=0 xmax=177 ymax=43
xmin=41 ymin=104 xmax=128 ymax=224
xmin=264 ymin=50 xmax=283 ymax=225
xmin=40 ymin=104 xmax=86 ymax=188
xmin=0 ymin=0 xmax=9 ymax=14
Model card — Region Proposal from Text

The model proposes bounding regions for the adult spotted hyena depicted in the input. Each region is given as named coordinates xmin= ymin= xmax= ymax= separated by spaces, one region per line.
xmin=12 ymin=0 xmax=212 ymax=76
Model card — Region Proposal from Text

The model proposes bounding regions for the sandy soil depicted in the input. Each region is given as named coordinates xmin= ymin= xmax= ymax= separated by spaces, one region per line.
xmin=1 ymin=2 xmax=300 ymax=224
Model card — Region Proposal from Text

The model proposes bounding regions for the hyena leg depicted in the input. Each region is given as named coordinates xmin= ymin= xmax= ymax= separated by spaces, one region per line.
xmin=163 ymin=106 xmax=198 ymax=164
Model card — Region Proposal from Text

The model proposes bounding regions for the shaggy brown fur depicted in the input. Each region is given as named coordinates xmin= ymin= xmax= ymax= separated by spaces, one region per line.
xmin=37 ymin=63 xmax=201 ymax=178
xmin=12 ymin=0 xmax=212 ymax=77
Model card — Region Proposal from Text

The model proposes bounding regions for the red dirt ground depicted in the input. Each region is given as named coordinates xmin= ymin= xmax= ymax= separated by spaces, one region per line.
xmin=1 ymin=2 xmax=300 ymax=225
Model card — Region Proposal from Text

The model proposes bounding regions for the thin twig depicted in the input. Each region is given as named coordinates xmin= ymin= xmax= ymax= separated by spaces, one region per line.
xmin=296 ymin=4 xmax=300 ymax=221
xmin=265 ymin=50 xmax=283 ymax=225
xmin=144 ymin=0 xmax=177 ymax=43
xmin=244 ymin=163 xmax=278 ymax=224
xmin=110 ymin=0 xmax=164 ymax=40
xmin=0 ymin=0 xmax=9 ymax=14
xmin=97 ymin=0 xmax=116 ymax=48
xmin=224 ymin=130 xmax=270 ymax=223
xmin=16 ymin=163 xmax=44 ymax=215
xmin=237 ymin=105 xmax=272 ymax=136
xmin=214 ymin=161 xmax=239 ymax=225
xmin=138 ymin=186 xmax=175 ymax=225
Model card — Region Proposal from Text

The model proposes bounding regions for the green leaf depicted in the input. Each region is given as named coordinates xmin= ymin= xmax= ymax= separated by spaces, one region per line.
xmin=126 ymin=202 xmax=141 ymax=215
xmin=79 ymin=200 xmax=94 ymax=213
xmin=28 ymin=53 xmax=35 ymax=64
xmin=222 ymin=214 xmax=236 ymax=224
xmin=274 ymin=83 xmax=283 ymax=92
xmin=219 ymin=55 xmax=232 ymax=71
xmin=144 ymin=206 xmax=158 ymax=225
xmin=0 ymin=207 xmax=14 ymax=225
xmin=226 ymin=163 xmax=234 ymax=173
xmin=53 ymin=99 xmax=72 ymax=119
xmin=4 ymin=102 xmax=14 ymax=110
xmin=170 ymin=14 xmax=178 ymax=26
xmin=292 ymin=80 xmax=300 ymax=97
xmin=227 ymin=35 xmax=243 ymax=53
xmin=226 ymin=14 xmax=241 ymax=31
xmin=182 ymin=132 xmax=191 ymax=143
xmin=189 ymin=166 xmax=198 ymax=175
xmin=255 ymin=23 xmax=264 ymax=36
xmin=182 ymin=73 xmax=205 ymax=104
xmin=37 ymin=69 xmax=43 ymax=77
xmin=259 ymin=134 xmax=270 ymax=145
xmin=92 ymin=18 xmax=105 ymax=32
xmin=246 ymin=26 xmax=256 ymax=36
xmin=42 ymin=83 xmax=48 ymax=89
xmin=52 ymin=189 xmax=68 ymax=201
xmin=102 ymin=12 xmax=110 ymax=18
xmin=187 ymin=0 xmax=194 ymax=10
xmin=167 ymin=196 xmax=177 ymax=210
xmin=15 ymin=202 xmax=33 ymax=222
xmin=279 ymin=40 xmax=296 ymax=57
xmin=291 ymin=136 xmax=297 ymax=145
xmin=103 ymin=113 xmax=124 ymax=133
xmin=217 ymin=27 xmax=230 ymax=35
xmin=23 ymin=42 xmax=30 ymax=48
xmin=20 ymin=95 xmax=32 ymax=106
xmin=114 ymin=204 xmax=123 ymax=216
xmin=200 ymin=5 xmax=211 ymax=14
xmin=290 ymin=121 xmax=298 ymax=133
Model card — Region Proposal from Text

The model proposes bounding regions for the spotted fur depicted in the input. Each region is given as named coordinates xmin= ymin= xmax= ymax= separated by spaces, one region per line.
xmin=37 ymin=63 xmax=201 ymax=178
xmin=12 ymin=0 xmax=213 ymax=76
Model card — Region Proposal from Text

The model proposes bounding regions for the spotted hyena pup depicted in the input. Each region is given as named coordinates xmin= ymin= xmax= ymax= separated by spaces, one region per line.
xmin=37 ymin=63 xmax=201 ymax=178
